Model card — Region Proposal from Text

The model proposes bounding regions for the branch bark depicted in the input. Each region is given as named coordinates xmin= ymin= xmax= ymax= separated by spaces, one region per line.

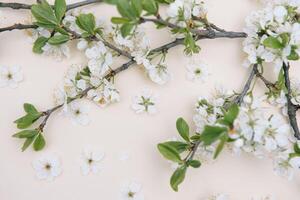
xmin=0 ymin=24 xmax=37 ymax=32
xmin=282 ymin=62 xmax=300 ymax=139
xmin=141 ymin=17 xmax=247 ymax=39
xmin=0 ymin=0 xmax=102 ymax=10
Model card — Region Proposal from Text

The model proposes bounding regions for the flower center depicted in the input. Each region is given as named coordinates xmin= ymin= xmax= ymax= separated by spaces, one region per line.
xmin=194 ymin=69 xmax=201 ymax=75
xmin=75 ymin=110 xmax=81 ymax=115
xmin=128 ymin=191 xmax=135 ymax=198
xmin=45 ymin=163 xmax=51 ymax=170
xmin=88 ymin=159 xmax=93 ymax=164
xmin=7 ymin=73 xmax=12 ymax=79
xmin=140 ymin=96 xmax=154 ymax=111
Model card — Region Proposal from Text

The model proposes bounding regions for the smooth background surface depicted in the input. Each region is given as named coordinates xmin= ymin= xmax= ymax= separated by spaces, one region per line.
xmin=1 ymin=0 xmax=300 ymax=199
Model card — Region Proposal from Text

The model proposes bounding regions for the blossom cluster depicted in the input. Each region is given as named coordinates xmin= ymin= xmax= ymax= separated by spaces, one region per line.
xmin=192 ymin=87 xmax=300 ymax=180
xmin=167 ymin=0 xmax=207 ymax=27
xmin=243 ymin=0 xmax=300 ymax=74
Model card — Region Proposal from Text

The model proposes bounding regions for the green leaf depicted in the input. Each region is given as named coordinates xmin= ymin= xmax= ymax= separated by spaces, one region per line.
xmin=170 ymin=165 xmax=187 ymax=192
xmin=163 ymin=141 xmax=190 ymax=153
xmin=117 ymin=0 xmax=136 ymax=20
xmin=213 ymin=134 xmax=228 ymax=159
xmin=22 ymin=137 xmax=35 ymax=152
xmin=33 ymin=133 xmax=46 ymax=151
xmin=120 ymin=23 xmax=135 ymax=37
xmin=76 ymin=13 xmax=96 ymax=34
xmin=111 ymin=17 xmax=131 ymax=24
xmin=132 ymin=0 xmax=143 ymax=16
xmin=31 ymin=0 xmax=58 ymax=26
xmin=24 ymin=103 xmax=39 ymax=114
xmin=287 ymin=48 xmax=299 ymax=61
xmin=176 ymin=118 xmax=190 ymax=142
xmin=222 ymin=103 xmax=239 ymax=126
xmin=157 ymin=143 xmax=182 ymax=163
xmin=142 ymin=0 xmax=158 ymax=15
xmin=263 ymin=36 xmax=284 ymax=49
xmin=200 ymin=125 xmax=227 ymax=146
xmin=294 ymin=143 xmax=300 ymax=154
xmin=13 ymin=130 xmax=38 ymax=138
xmin=33 ymin=37 xmax=48 ymax=53
xmin=187 ymin=160 xmax=201 ymax=168
xmin=190 ymin=134 xmax=201 ymax=141
xmin=48 ymin=34 xmax=70 ymax=45
xmin=54 ymin=0 xmax=66 ymax=22
xmin=14 ymin=114 xmax=42 ymax=129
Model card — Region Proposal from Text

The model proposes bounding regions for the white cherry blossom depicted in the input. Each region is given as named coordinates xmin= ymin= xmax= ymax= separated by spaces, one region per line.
xmin=32 ymin=154 xmax=62 ymax=181
xmin=0 ymin=66 xmax=23 ymax=88
xmin=131 ymin=89 xmax=158 ymax=114
xmin=80 ymin=147 xmax=105 ymax=175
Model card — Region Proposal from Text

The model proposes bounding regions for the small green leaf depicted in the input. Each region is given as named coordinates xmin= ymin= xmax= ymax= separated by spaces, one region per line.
xmin=200 ymin=125 xmax=227 ymax=146
xmin=31 ymin=0 xmax=58 ymax=26
xmin=222 ymin=103 xmax=239 ymax=126
xmin=170 ymin=165 xmax=187 ymax=192
xmin=54 ymin=0 xmax=66 ymax=22
xmin=142 ymin=0 xmax=158 ymax=15
xmin=187 ymin=160 xmax=201 ymax=168
xmin=13 ymin=130 xmax=38 ymax=138
xmin=24 ymin=103 xmax=39 ymax=114
xmin=14 ymin=114 xmax=42 ymax=129
xmin=111 ymin=17 xmax=131 ymax=24
xmin=33 ymin=133 xmax=46 ymax=151
xmin=287 ymin=48 xmax=299 ymax=61
xmin=48 ymin=34 xmax=70 ymax=45
xmin=263 ymin=36 xmax=284 ymax=49
xmin=294 ymin=143 xmax=300 ymax=154
xmin=132 ymin=0 xmax=143 ymax=16
xmin=117 ymin=0 xmax=136 ymax=20
xmin=120 ymin=23 xmax=135 ymax=37
xmin=190 ymin=134 xmax=201 ymax=141
xmin=213 ymin=134 xmax=228 ymax=159
xmin=33 ymin=37 xmax=48 ymax=54
xmin=163 ymin=141 xmax=190 ymax=153
xmin=22 ymin=137 xmax=35 ymax=152
xmin=176 ymin=118 xmax=190 ymax=142
xmin=157 ymin=143 xmax=182 ymax=163
xmin=76 ymin=13 xmax=96 ymax=34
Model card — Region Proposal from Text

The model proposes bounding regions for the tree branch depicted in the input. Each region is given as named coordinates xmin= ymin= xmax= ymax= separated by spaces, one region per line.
xmin=283 ymin=62 xmax=300 ymax=139
xmin=234 ymin=64 xmax=258 ymax=105
xmin=185 ymin=64 xmax=259 ymax=162
xmin=140 ymin=17 xmax=247 ymax=39
xmin=0 ymin=24 xmax=37 ymax=32
xmin=0 ymin=0 xmax=103 ymax=10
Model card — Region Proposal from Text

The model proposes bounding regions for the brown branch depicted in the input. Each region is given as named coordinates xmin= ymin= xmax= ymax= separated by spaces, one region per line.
xmin=283 ymin=62 xmax=300 ymax=140
xmin=0 ymin=0 xmax=102 ymax=10
xmin=0 ymin=24 xmax=37 ymax=32
xmin=140 ymin=17 xmax=247 ymax=39
xmin=233 ymin=64 xmax=258 ymax=105
xmin=63 ymin=26 xmax=133 ymax=59
xmin=253 ymin=66 xmax=278 ymax=90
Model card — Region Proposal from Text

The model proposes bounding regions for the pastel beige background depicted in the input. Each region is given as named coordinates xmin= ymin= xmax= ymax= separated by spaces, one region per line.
xmin=1 ymin=0 xmax=300 ymax=199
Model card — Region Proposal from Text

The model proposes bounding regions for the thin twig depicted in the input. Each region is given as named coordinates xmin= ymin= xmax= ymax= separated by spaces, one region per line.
xmin=234 ymin=64 xmax=258 ymax=105
xmin=0 ymin=24 xmax=37 ymax=32
xmin=185 ymin=64 xmax=259 ymax=162
xmin=140 ymin=17 xmax=247 ymax=39
xmin=283 ymin=62 xmax=300 ymax=139
xmin=0 ymin=0 xmax=102 ymax=10
xmin=63 ymin=26 xmax=133 ymax=59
